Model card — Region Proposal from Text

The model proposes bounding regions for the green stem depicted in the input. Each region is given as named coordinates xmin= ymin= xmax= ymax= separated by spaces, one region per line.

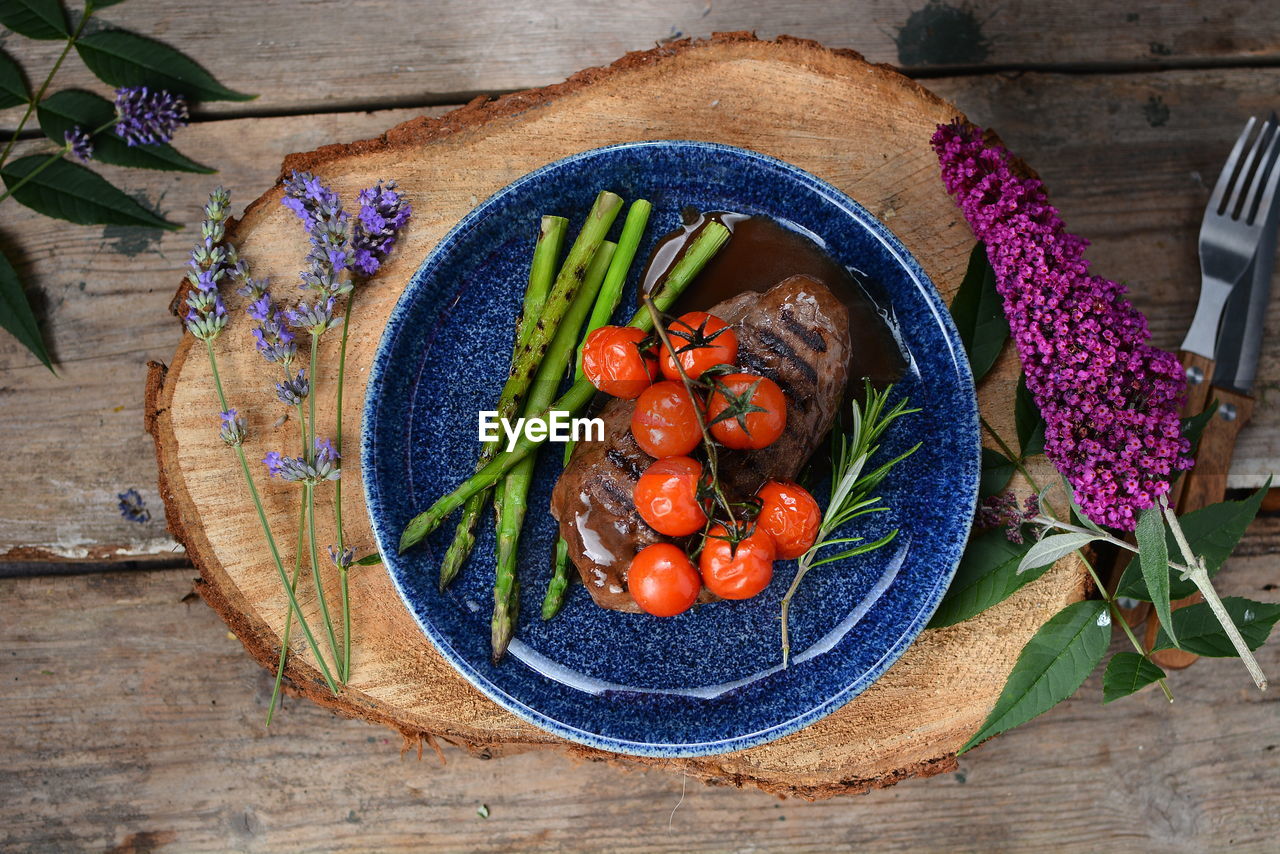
xmin=400 ymin=221 xmax=730 ymax=553
xmin=334 ymin=295 xmax=355 ymax=682
xmin=304 ymin=482 xmax=342 ymax=673
xmin=0 ymin=10 xmax=90 ymax=168
xmin=204 ymin=340 xmax=339 ymax=693
xmin=308 ymin=333 xmax=320 ymax=451
xmin=983 ymin=415 xmax=1173 ymax=701
xmin=266 ymin=496 xmax=308 ymax=725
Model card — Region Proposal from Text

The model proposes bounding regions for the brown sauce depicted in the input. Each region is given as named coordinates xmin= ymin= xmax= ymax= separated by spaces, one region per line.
xmin=641 ymin=211 xmax=905 ymax=392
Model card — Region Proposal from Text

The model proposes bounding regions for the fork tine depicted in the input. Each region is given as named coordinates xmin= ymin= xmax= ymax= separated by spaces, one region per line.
xmin=1226 ymin=116 xmax=1273 ymax=217
xmin=1211 ymin=115 xmax=1256 ymax=213
xmin=1244 ymin=113 xmax=1280 ymax=226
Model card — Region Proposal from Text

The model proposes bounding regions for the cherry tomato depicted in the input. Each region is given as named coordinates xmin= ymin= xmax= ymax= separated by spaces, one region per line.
xmin=634 ymin=456 xmax=708 ymax=537
xmin=581 ymin=325 xmax=657 ymax=399
xmin=706 ymin=373 xmax=787 ymax=450
xmin=660 ymin=311 xmax=739 ymax=381
xmin=756 ymin=480 xmax=821 ymax=559
xmin=699 ymin=522 xmax=776 ymax=600
xmin=631 ymin=380 xmax=704 ymax=458
xmin=628 ymin=543 xmax=702 ymax=617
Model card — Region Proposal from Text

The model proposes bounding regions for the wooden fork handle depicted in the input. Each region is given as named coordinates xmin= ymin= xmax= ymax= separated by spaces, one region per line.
xmin=1145 ymin=380 xmax=1254 ymax=669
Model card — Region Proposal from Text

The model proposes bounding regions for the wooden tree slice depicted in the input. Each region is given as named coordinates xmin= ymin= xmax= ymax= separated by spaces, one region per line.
xmin=145 ymin=33 xmax=1086 ymax=799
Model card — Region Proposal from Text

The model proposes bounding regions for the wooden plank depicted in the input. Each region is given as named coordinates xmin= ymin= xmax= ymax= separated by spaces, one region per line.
xmin=0 ymin=1 xmax=1279 ymax=124
xmin=1 ymin=65 xmax=1279 ymax=567
xmin=0 ymin=106 xmax=441 ymax=563
xmin=2 ymin=521 xmax=1276 ymax=851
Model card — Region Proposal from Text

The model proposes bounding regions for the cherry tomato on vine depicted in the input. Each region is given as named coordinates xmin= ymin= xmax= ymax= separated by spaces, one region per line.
xmin=699 ymin=522 xmax=776 ymax=600
xmin=581 ymin=325 xmax=658 ymax=399
xmin=706 ymin=373 xmax=787 ymax=450
xmin=630 ymin=380 xmax=704 ymax=458
xmin=634 ymin=456 xmax=708 ymax=537
xmin=755 ymin=480 xmax=821 ymax=559
xmin=659 ymin=311 xmax=739 ymax=381
xmin=627 ymin=543 xmax=702 ymax=617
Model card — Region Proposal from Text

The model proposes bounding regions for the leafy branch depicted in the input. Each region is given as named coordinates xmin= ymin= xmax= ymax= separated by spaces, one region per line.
xmin=0 ymin=0 xmax=252 ymax=369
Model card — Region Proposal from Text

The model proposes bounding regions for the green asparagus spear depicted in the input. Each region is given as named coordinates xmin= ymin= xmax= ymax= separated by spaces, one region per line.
xmin=542 ymin=200 xmax=653 ymax=620
xmin=491 ymin=241 xmax=617 ymax=661
xmin=439 ymin=216 xmax=569 ymax=589
xmin=399 ymin=220 xmax=730 ymax=554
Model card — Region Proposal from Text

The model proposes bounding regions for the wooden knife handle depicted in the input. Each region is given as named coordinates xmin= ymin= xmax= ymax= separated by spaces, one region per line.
xmin=1146 ymin=384 xmax=1254 ymax=668
xmin=1107 ymin=351 xmax=1215 ymax=625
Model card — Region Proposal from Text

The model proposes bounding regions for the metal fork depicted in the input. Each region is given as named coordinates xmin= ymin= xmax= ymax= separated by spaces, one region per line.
xmin=1182 ymin=113 xmax=1280 ymax=358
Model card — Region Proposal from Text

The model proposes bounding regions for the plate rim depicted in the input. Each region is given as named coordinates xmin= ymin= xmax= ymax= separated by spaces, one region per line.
xmin=362 ymin=139 xmax=979 ymax=757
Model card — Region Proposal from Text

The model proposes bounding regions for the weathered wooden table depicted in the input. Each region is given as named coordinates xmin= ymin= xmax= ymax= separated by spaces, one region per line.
xmin=3 ymin=2 xmax=1278 ymax=850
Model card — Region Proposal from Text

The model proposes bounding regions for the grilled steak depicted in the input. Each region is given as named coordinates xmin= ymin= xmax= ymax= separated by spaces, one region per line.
xmin=550 ymin=276 xmax=851 ymax=611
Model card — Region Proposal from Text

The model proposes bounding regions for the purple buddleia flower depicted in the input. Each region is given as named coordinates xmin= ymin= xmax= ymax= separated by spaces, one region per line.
xmin=975 ymin=490 xmax=1039 ymax=543
xmin=262 ymin=438 xmax=340 ymax=483
xmin=351 ymin=180 xmax=412 ymax=276
xmin=64 ymin=126 xmax=93 ymax=162
xmin=117 ymin=488 xmax=150 ymax=523
xmin=275 ymin=369 xmax=310 ymax=406
xmin=218 ymin=409 xmax=247 ymax=446
xmin=933 ymin=121 xmax=1192 ymax=531
xmin=114 ymin=86 xmax=188 ymax=146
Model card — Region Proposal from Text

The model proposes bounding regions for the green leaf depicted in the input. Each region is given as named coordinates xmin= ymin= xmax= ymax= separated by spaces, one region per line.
xmin=1015 ymin=374 xmax=1045 ymax=458
xmin=1102 ymin=652 xmax=1165 ymax=703
xmin=948 ymin=242 xmax=1008 ymax=382
xmin=1 ymin=154 xmax=179 ymax=230
xmin=0 ymin=245 xmax=53 ymax=370
xmin=0 ymin=47 xmax=29 ymax=109
xmin=929 ymin=530 xmax=1049 ymax=628
xmin=980 ymin=447 xmax=1015 ymax=500
xmin=1152 ymin=597 xmax=1280 ymax=657
xmin=0 ymin=0 xmax=68 ymax=40
xmin=1116 ymin=479 xmax=1271 ymax=600
xmin=37 ymin=89 xmax=214 ymax=173
xmin=1181 ymin=400 xmax=1217 ymax=456
xmin=1135 ymin=505 xmax=1174 ymax=647
xmin=960 ymin=600 xmax=1111 ymax=753
xmin=75 ymin=29 xmax=255 ymax=102
xmin=353 ymin=553 xmax=382 ymax=567
xmin=1017 ymin=532 xmax=1093 ymax=575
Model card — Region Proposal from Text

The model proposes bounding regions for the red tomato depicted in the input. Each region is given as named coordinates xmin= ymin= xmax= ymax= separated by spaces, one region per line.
xmin=628 ymin=543 xmax=702 ymax=617
xmin=634 ymin=456 xmax=708 ymax=537
xmin=581 ymin=325 xmax=657 ymax=399
xmin=699 ymin=522 xmax=776 ymax=600
xmin=631 ymin=380 xmax=704 ymax=458
xmin=706 ymin=373 xmax=787 ymax=450
xmin=660 ymin=311 xmax=739 ymax=381
xmin=756 ymin=480 xmax=821 ymax=559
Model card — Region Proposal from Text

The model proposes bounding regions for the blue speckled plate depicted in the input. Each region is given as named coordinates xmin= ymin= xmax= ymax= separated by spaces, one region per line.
xmin=363 ymin=141 xmax=978 ymax=757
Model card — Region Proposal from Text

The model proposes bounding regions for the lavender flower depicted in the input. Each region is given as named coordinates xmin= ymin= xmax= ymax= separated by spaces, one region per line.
xmin=219 ymin=409 xmax=247 ymax=446
xmin=275 ymin=369 xmax=310 ymax=406
xmin=117 ymin=488 xmax=150 ymax=523
xmin=64 ymin=126 xmax=93 ymax=162
xmin=286 ymin=296 xmax=342 ymax=335
xmin=263 ymin=437 xmax=341 ymax=483
xmin=351 ymin=180 xmax=411 ymax=276
xmin=114 ymin=86 xmax=188 ymax=146
xmin=933 ymin=121 xmax=1192 ymax=530
xmin=184 ymin=188 xmax=233 ymax=342
xmin=282 ymin=171 xmax=344 ymax=233
xmin=328 ymin=544 xmax=355 ymax=570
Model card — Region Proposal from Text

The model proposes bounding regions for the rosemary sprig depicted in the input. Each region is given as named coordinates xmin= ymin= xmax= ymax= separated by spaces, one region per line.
xmin=780 ymin=383 xmax=920 ymax=667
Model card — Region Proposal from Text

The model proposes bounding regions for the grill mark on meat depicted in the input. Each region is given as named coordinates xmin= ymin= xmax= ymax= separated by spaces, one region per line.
xmin=595 ymin=474 xmax=638 ymax=513
xmin=605 ymin=448 xmax=646 ymax=482
xmin=752 ymin=326 xmax=820 ymax=385
xmin=735 ymin=349 xmax=797 ymax=399
xmin=781 ymin=305 xmax=827 ymax=352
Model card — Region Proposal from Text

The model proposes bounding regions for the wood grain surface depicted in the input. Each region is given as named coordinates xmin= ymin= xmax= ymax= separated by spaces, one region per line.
xmin=1 ymin=0 xmax=1278 ymax=848
xmin=2 ymin=519 xmax=1276 ymax=851
xmin=146 ymin=34 xmax=1089 ymax=798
